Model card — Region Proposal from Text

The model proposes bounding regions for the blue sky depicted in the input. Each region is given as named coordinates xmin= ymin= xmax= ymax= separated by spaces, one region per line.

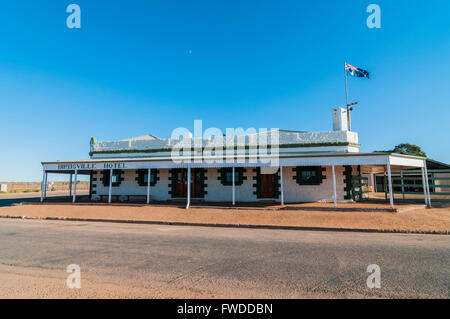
xmin=0 ymin=0 xmax=449 ymax=181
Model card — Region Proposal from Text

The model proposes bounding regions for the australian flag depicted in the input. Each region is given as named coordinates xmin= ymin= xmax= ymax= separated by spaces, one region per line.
xmin=345 ymin=63 xmax=370 ymax=79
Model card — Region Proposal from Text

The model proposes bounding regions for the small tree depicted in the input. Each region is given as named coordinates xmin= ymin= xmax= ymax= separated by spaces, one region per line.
xmin=392 ymin=143 xmax=426 ymax=157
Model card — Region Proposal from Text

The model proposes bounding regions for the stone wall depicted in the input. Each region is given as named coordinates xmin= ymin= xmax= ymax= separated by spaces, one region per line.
xmin=91 ymin=130 xmax=359 ymax=154
xmin=91 ymin=166 xmax=357 ymax=203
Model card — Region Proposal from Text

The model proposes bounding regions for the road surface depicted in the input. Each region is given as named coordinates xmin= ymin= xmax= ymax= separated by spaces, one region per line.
xmin=0 ymin=219 xmax=448 ymax=298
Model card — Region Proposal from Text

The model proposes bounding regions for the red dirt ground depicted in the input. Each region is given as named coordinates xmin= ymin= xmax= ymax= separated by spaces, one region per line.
xmin=1 ymin=203 xmax=449 ymax=233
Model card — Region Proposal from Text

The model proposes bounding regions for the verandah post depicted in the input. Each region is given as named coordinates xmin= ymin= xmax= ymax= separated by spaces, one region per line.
xmin=72 ymin=169 xmax=78 ymax=203
xmin=69 ymin=173 xmax=73 ymax=197
xmin=108 ymin=168 xmax=113 ymax=204
xmin=387 ymin=161 xmax=394 ymax=209
xmin=186 ymin=166 xmax=191 ymax=209
xmin=423 ymin=161 xmax=432 ymax=208
xmin=44 ymin=172 xmax=48 ymax=200
xmin=280 ymin=166 xmax=284 ymax=206
xmin=147 ymin=168 xmax=151 ymax=204
xmin=232 ymin=167 xmax=235 ymax=206
xmin=40 ymin=170 xmax=46 ymax=202
xmin=332 ymin=165 xmax=337 ymax=208
xmin=421 ymin=166 xmax=428 ymax=206
xmin=400 ymin=170 xmax=405 ymax=200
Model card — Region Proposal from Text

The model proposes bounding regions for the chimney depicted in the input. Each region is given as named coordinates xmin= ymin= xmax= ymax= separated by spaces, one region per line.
xmin=332 ymin=107 xmax=348 ymax=131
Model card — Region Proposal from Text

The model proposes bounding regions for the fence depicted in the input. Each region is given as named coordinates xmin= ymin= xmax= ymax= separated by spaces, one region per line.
xmin=351 ymin=176 xmax=370 ymax=201
xmin=386 ymin=169 xmax=450 ymax=203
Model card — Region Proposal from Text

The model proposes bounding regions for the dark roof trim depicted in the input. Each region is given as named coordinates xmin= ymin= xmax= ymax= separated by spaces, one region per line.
xmin=427 ymin=158 xmax=450 ymax=169
xmin=42 ymin=151 xmax=426 ymax=165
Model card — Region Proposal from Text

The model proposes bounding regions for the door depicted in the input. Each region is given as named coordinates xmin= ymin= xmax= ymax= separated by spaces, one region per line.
xmin=173 ymin=168 xmax=203 ymax=198
xmin=191 ymin=168 xmax=203 ymax=198
xmin=174 ymin=169 xmax=187 ymax=198
xmin=260 ymin=173 xmax=276 ymax=198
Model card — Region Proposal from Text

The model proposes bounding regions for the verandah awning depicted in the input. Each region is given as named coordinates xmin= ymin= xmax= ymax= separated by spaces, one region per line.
xmin=41 ymin=152 xmax=425 ymax=173
xmin=39 ymin=152 xmax=431 ymax=210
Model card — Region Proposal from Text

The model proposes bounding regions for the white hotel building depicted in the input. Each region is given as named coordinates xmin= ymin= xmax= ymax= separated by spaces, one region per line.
xmin=41 ymin=108 xmax=431 ymax=208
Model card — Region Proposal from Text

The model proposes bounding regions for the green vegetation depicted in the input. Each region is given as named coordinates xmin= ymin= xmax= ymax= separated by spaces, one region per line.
xmin=3 ymin=189 xmax=41 ymax=194
xmin=393 ymin=143 xmax=426 ymax=157
xmin=377 ymin=143 xmax=426 ymax=157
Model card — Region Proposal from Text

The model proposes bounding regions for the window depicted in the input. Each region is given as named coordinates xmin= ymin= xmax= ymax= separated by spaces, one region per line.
xmin=301 ymin=170 xmax=316 ymax=183
xmin=136 ymin=169 xmax=158 ymax=186
xmin=111 ymin=174 xmax=119 ymax=184
xmin=101 ymin=170 xmax=123 ymax=187
xmin=143 ymin=172 xmax=155 ymax=184
xmin=225 ymin=170 xmax=238 ymax=184
xmin=294 ymin=166 xmax=324 ymax=185
xmin=219 ymin=168 xmax=245 ymax=186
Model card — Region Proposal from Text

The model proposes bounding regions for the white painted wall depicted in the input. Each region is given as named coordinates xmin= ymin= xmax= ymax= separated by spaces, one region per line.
xmin=90 ymin=144 xmax=359 ymax=159
xmin=332 ymin=107 xmax=348 ymax=131
xmin=204 ymin=168 xmax=257 ymax=202
xmin=283 ymin=166 xmax=347 ymax=203
xmin=92 ymin=169 xmax=171 ymax=201
xmin=91 ymin=130 xmax=360 ymax=156
xmin=92 ymin=166 xmax=358 ymax=203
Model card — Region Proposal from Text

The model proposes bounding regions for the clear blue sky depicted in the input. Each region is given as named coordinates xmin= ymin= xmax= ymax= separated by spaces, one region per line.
xmin=0 ymin=0 xmax=449 ymax=181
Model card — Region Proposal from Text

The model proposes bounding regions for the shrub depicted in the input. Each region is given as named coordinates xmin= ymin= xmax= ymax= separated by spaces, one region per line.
xmin=23 ymin=189 xmax=39 ymax=193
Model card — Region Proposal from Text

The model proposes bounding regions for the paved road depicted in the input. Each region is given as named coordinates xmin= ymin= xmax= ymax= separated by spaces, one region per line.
xmin=0 ymin=219 xmax=448 ymax=298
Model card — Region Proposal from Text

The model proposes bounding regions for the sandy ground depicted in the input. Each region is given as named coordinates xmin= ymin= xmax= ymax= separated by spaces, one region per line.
xmin=0 ymin=181 xmax=89 ymax=192
xmin=1 ymin=203 xmax=449 ymax=232
xmin=0 ymin=264 xmax=202 ymax=299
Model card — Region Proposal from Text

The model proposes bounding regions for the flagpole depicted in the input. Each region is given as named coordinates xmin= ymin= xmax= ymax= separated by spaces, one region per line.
xmin=344 ymin=61 xmax=351 ymax=131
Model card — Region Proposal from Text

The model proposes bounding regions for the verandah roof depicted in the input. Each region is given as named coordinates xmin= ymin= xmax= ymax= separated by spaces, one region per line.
xmin=42 ymin=152 xmax=426 ymax=174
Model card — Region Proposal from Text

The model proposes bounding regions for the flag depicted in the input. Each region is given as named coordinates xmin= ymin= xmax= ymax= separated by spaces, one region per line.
xmin=345 ymin=63 xmax=370 ymax=79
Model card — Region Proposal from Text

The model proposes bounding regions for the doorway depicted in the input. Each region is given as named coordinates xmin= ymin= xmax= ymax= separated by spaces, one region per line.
xmin=172 ymin=168 xmax=204 ymax=198
xmin=260 ymin=173 xmax=277 ymax=198
xmin=173 ymin=169 xmax=187 ymax=198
